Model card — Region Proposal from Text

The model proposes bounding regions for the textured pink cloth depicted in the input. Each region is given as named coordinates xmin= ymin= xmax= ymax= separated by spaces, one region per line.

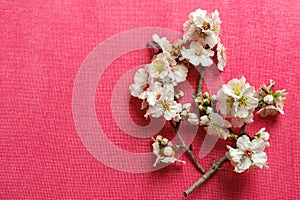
xmin=1 ymin=0 xmax=300 ymax=199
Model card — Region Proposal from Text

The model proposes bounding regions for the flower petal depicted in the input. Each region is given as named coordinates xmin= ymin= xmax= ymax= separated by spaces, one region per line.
xmin=236 ymin=135 xmax=251 ymax=151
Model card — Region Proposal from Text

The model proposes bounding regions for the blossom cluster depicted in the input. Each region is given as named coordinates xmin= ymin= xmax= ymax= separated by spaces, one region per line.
xmin=191 ymin=76 xmax=286 ymax=172
xmin=226 ymin=133 xmax=269 ymax=173
xmin=256 ymin=80 xmax=288 ymax=117
xmin=130 ymin=8 xmax=226 ymax=123
xmin=129 ymin=8 xmax=287 ymax=174
xmin=152 ymin=135 xmax=185 ymax=167
xmin=183 ymin=9 xmax=226 ymax=71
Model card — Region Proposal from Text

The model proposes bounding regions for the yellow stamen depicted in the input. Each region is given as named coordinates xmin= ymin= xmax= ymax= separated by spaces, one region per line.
xmin=227 ymin=96 xmax=234 ymax=106
xmin=232 ymin=83 xmax=242 ymax=96
xmin=202 ymin=22 xmax=211 ymax=30
xmin=244 ymin=149 xmax=253 ymax=158
xmin=162 ymin=102 xmax=170 ymax=110
xmin=154 ymin=61 xmax=164 ymax=72
xmin=239 ymin=96 xmax=248 ymax=107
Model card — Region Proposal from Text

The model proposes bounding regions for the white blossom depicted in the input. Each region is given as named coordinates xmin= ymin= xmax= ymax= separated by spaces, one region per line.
xmin=152 ymin=135 xmax=185 ymax=167
xmin=227 ymin=135 xmax=268 ymax=173
xmin=152 ymin=34 xmax=172 ymax=53
xmin=231 ymin=112 xmax=254 ymax=128
xmin=256 ymin=81 xmax=287 ymax=117
xmin=145 ymin=90 xmax=182 ymax=120
xmin=217 ymin=43 xmax=226 ymax=71
xmin=183 ymin=9 xmax=221 ymax=48
xmin=146 ymin=53 xmax=172 ymax=79
xmin=187 ymin=113 xmax=199 ymax=125
xmin=146 ymin=83 xmax=173 ymax=106
xmin=217 ymin=76 xmax=258 ymax=118
xmin=255 ymin=128 xmax=270 ymax=147
xmin=129 ymin=68 xmax=150 ymax=99
xmin=181 ymin=41 xmax=214 ymax=66
xmin=204 ymin=112 xmax=232 ymax=140
xmin=200 ymin=115 xmax=210 ymax=125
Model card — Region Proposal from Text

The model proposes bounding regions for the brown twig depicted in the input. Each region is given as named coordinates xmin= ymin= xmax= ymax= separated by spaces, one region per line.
xmin=196 ymin=67 xmax=205 ymax=97
xmin=184 ymin=155 xmax=228 ymax=197
xmin=170 ymin=121 xmax=205 ymax=174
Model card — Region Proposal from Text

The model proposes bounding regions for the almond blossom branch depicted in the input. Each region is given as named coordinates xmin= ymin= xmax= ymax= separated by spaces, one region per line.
xmin=170 ymin=121 xmax=206 ymax=174
xmin=184 ymin=155 xmax=228 ymax=197
xmin=196 ymin=67 xmax=205 ymax=97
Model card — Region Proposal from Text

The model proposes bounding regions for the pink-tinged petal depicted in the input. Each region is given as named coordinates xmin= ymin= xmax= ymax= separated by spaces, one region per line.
xmin=149 ymin=105 xmax=164 ymax=118
xmin=231 ymin=117 xmax=245 ymax=128
xmin=134 ymin=68 xmax=148 ymax=85
xmin=252 ymin=152 xmax=267 ymax=169
xmin=251 ymin=138 xmax=266 ymax=153
xmin=152 ymin=142 xmax=160 ymax=156
xmin=246 ymin=96 xmax=258 ymax=109
xmin=243 ymin=86 xmax=255 ymax=96
xmin=227 ymin=146 xmax=243 ymax=162
xmin=257 ymin=108 xmax=267 ymax=117
xmin=236 ymin=135 xmax=251 ymax=151
xmin=235 ymin=157 xmax=251 ymax=173
xmin=219 ymin=101 xmax=231 ymax=115
xmin=236 ymin=106 xmax=249 ymax=118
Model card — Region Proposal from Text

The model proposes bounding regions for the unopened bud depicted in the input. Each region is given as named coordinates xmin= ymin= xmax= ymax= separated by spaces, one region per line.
xmin=162 ymin=146 xmax=174 ymax=157
xmin=206 ymin=107 xmax=213 ymax=114
xmin=156 ymin=135 xmax=163 ymax=142
xmin=263 ymin=95 xmax=274 ymax=104
xmin=203 ymin=98 xmax=210 ymax=105
xmin=174 ymin=90 xmax=184 ymax=100
xmin=195 ymin=97 xmax=203 ymax=104
xmin=161 ymin=138 xmax=169 ymax=146
xmin=211 ymin=95 xmax=217 ymax=101
xmin=229 ymin=133 xmax=237 ymax=140
xmin=203 ymin=92 xmax=210 ymax=99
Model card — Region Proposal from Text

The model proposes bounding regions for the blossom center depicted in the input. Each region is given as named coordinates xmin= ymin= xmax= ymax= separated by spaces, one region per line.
xmin=195 ymin=48 xmax=202 ymax=56
xmin=162 ymin=102 xmax=170 ymax=110
xmin=202 ymin=22 xmax=211 ymax=30
xmin=156 ymin=93 xmax=161 ymax=100
xmin=142 ymin=84 xmax=149 ymax=91
xmin=239 ymin=96 xmax=248 ymax=107
xmin=243 ymin=149 xmax=253 ymax=158
xmin=265 ymin=108 xmax=277 ymax=116
xmin=226 ymin=96 xmax=234 ymax=106
xmin=154 ymin=61 xmax=164 ymax=72
xmin=232 ymin=84 xmax=242 ymax=95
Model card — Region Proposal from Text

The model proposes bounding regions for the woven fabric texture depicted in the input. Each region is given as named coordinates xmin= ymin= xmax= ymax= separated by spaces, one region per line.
xmin=0 ymin=1 xmax=300 ymax=199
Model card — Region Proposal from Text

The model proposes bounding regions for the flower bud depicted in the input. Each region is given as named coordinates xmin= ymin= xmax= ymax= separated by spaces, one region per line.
xmin=229 ymin=133 xmax=237 ymax=140
xmin=187 ymin=113 xmax=199 ymax=125
xmin=174 ymin=90 xmax=184 ymax=100
xmin=162 ymin=146 xmax=174 ymax=157
xmin=200 ymin=115 xmax=209 ymax=125
xmin=203 ymin=98 xmax=210 ymax=105
xmin=161 ymin=138 xmax=169 ymax=146
xmin=203 ymin=92 xmax=210 ymax=99
xmin=199 ymin=105 xmax=207 ymax=111
xmin=195 ymin=97 xmax=203 ymax=104
xmin=263 ymin=95 xmax=274 ymax=104
xmin=211 ymin=95 xmax=217 ymax=101
xmin=173 ymin=114 xmax=181 ymax=122
xmin=156 ymin=135 xmax=163 ymax=142
xmin=206 ymin=107 xmax=213 ymax=114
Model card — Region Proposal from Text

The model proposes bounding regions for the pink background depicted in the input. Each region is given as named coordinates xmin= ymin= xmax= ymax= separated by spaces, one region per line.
xmin=1 ymin=0 xmax=300 ymax=199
